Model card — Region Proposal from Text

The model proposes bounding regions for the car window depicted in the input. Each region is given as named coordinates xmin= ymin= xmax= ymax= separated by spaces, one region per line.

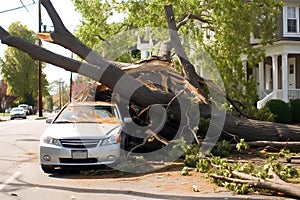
xmin=11 ymin=108 xmax=24 ymax=112
xmin=54 ymin=105 xmax=121 ymax=124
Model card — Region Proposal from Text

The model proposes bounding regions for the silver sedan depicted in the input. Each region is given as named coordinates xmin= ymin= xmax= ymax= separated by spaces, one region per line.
xmin=39 ymin=101 xmax=129 ymax=173
xmin=10 ymin=107 xmax=27 ymax=120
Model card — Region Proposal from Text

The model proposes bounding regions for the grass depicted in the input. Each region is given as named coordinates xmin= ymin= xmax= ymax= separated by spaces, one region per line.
xmin=0 ymin=113 xmax=10 ymax=117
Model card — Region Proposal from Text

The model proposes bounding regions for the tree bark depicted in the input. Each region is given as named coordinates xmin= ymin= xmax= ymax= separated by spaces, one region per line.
xmin=244 ymin=141 xmax=300 ymax=151
xmin=222 ymin=115 xmax=300 ymax=141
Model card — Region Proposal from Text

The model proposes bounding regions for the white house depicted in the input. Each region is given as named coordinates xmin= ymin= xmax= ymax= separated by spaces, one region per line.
xmin=254 ymin=0 xmax=300 ymax=108
xmin=137 ymin=27 xmax=154 ymax=60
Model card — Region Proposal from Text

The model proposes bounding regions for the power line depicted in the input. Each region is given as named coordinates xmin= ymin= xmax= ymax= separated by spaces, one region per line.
xmin=0 ymin=0 xmax=36 ymax=14
xmin=20 ymin=0 xmax=33 ymax=14
xmin=19 ymin=0 xmax=37 ymax=20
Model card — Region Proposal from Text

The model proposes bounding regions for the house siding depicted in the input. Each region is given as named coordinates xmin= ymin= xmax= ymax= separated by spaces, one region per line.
xmin=277 ymin=8 xmax=284 ymax=40
xmin=255 ymin=1 xmax=300 ymax=107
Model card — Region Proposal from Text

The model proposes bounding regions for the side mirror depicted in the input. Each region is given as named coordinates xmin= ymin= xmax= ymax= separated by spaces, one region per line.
xmin=45 ymin=118 xmax=53 ymax=124
xmin=123 ymin=117 xmax=132 ymax=123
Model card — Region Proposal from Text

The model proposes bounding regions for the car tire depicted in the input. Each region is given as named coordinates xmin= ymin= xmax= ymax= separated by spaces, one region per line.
xmin=41 ymin=165 xmax=55 ymax=173
xmin=10 ymin=118 xmax=14 ymax=120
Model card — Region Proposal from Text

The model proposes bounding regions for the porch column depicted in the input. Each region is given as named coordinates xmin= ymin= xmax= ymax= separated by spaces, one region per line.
xmin=282 ymin=53 xmax=288 ymax=102
xmin=258 ymin=61 xmax=264 ymax=99
xmin=272 ymin=55 xmax=278 ymax=98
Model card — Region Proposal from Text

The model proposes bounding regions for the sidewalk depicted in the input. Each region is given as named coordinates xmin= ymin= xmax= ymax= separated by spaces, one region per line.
xmin=0 ymin=115 xmax=10 ymax=121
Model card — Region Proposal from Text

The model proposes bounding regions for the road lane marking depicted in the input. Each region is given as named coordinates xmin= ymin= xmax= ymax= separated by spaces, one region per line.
xmin=0 ymin=171 xmax=22 ymax=191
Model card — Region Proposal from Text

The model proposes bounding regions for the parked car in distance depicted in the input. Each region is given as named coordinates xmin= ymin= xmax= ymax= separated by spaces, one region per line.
xmin=18 ymin=104 xmax=33 ymax=115
xmin=10 ymin=107 xmax=27 ymax=120
xmin=39 ymin=101 xmax=132 ymax=173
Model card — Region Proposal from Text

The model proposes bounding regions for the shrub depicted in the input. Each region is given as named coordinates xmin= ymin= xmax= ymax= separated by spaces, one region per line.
xmin=184 ymin=144 xmax=199 ymax=167
xmin=184 ymin=155 xmax=199 ymax=167
xmin=290 ymin=99 xmax=300 ymax=123
xmin=211 ymin=140 xmax=231 ymax=157
xmin=264 ymin=99 xmax=292 ymax=123
xmin=248 ymin=106 xmax=275 ymax=122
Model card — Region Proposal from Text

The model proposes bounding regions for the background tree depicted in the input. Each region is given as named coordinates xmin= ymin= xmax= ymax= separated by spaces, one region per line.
xmin=50 ymin=79 xmax=70 ymax=109
xmin=43 ymin=95 xmax=54 ymax=112
xmin=0 ymin=22 xmax=49 ymax=106
xmin=72 ymin=0 xmax=282 ymax=117
xmin=0 ymin=80 xmax=16 ymax=111
xmin=0 ymin=80 xmax=8 ymax=108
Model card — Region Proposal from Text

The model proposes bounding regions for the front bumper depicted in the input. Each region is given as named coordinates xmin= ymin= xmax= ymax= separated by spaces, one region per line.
xmin=11 ymin=114 xmax=26 ymax=118
xmin=40 ymin=143 xmax=121 ymax=167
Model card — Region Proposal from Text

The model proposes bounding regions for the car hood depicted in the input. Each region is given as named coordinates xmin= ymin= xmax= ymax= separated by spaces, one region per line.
xmin=42 ymin=123 xmax=123 ymax=139
xmin=10 ymin=111 xmax=25 ymax=115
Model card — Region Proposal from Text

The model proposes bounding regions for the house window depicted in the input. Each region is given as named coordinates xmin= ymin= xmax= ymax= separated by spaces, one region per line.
xmin=283 ymin=5 xmax=300 ymax=36
xmin=290 ymin=64 xmax=294 ymax=74
xmin=287 ymin=7 xmax=297 ymax=32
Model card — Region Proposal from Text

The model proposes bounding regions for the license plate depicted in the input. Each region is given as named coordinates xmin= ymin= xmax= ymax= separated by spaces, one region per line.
xmin=71 ymin=150 xmax=88 ymax=159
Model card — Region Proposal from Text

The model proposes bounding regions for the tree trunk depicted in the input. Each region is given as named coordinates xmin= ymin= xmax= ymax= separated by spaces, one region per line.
xmin=222 ymin=115 xmax=300 ymax=141
xmin=0 ymin=0 xmax=300 ymax=150
xmin=243 ymin=141 xmax=300 ymax=151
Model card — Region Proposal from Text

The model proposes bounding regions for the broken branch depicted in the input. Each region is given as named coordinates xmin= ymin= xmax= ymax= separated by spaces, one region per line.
xmin=211 ymin=172 xmax=300 ymax=199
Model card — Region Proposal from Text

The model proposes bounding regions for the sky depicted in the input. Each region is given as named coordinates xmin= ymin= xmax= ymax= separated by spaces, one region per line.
xmin=0 ymin=0 xmax=82 ymax=84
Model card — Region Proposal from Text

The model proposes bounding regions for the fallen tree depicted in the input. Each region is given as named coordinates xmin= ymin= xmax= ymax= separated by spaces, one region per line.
xmin=1 ymin=0 xmax=300 ymax=152
xmin=211 ymin=171 xmax=300 ymax=199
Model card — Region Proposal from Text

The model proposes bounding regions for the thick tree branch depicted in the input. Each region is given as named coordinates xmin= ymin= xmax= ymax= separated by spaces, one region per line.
xmin=245 ymin=141 xmax=300 ymax=151
xmin=164 ymin=5 xmax=207 ymax=98
xmin=223 ymin=115 xmax=300 ymax=141
xmin=211 ymin=173 xmax=300 ymax=199
xmin=232 ymin=171 xmax=300 ymax=198
xmin=177 ymin=14 xmax=213 ymax=30
xmin=0 ymin=27 xmax=176 ymax=109
xmin=40 ymin=0 xmax=127 ymax=69
xmin=164 ymin=5 xmax=251 ymax=118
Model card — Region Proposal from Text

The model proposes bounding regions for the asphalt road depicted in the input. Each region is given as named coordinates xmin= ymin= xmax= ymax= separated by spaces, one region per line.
xmin=0 ymin=116 xmax=292 ymax=200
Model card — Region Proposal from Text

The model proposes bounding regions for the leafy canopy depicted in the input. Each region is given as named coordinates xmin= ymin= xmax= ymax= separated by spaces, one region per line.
xmin=0 ymin=22 xmax=49 ymax=105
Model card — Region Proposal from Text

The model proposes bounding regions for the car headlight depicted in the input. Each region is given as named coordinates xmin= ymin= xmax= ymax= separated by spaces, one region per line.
xmin=101 ymin=132 xmax=121 ymax=146
xmin=42 ymin=136 xmax=60 ymax=146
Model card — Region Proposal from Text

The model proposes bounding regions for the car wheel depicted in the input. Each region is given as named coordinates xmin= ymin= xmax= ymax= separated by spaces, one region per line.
xmin=10 ymin=118 xmax=14 ymax=120
xmin=41 ymin=165 xmax=56 ymax=173
xmin=23 ymin=117 xmax=27 ymax=119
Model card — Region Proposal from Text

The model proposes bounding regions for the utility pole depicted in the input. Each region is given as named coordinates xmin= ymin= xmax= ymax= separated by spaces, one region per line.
xmin=38 ymin=0 xmax=43 ymax=117
xmin=58 ymin=81 xmax=64 ymax=109
xmin=69 ymin=52 xmax=73 ymax=102
xmin=70 ymin=72 xmax=73 ymax=102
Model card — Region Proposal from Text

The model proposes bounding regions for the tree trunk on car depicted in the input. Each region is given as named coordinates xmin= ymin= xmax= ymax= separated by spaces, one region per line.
xmin=0 ymin=0 xmax=300 ymax=151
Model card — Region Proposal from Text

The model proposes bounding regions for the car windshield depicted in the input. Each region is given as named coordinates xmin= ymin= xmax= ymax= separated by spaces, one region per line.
xmin=54 ymin=105 xmax=122 ymax=124
xmin=11 ymin=108 xmax=24 ymax=112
